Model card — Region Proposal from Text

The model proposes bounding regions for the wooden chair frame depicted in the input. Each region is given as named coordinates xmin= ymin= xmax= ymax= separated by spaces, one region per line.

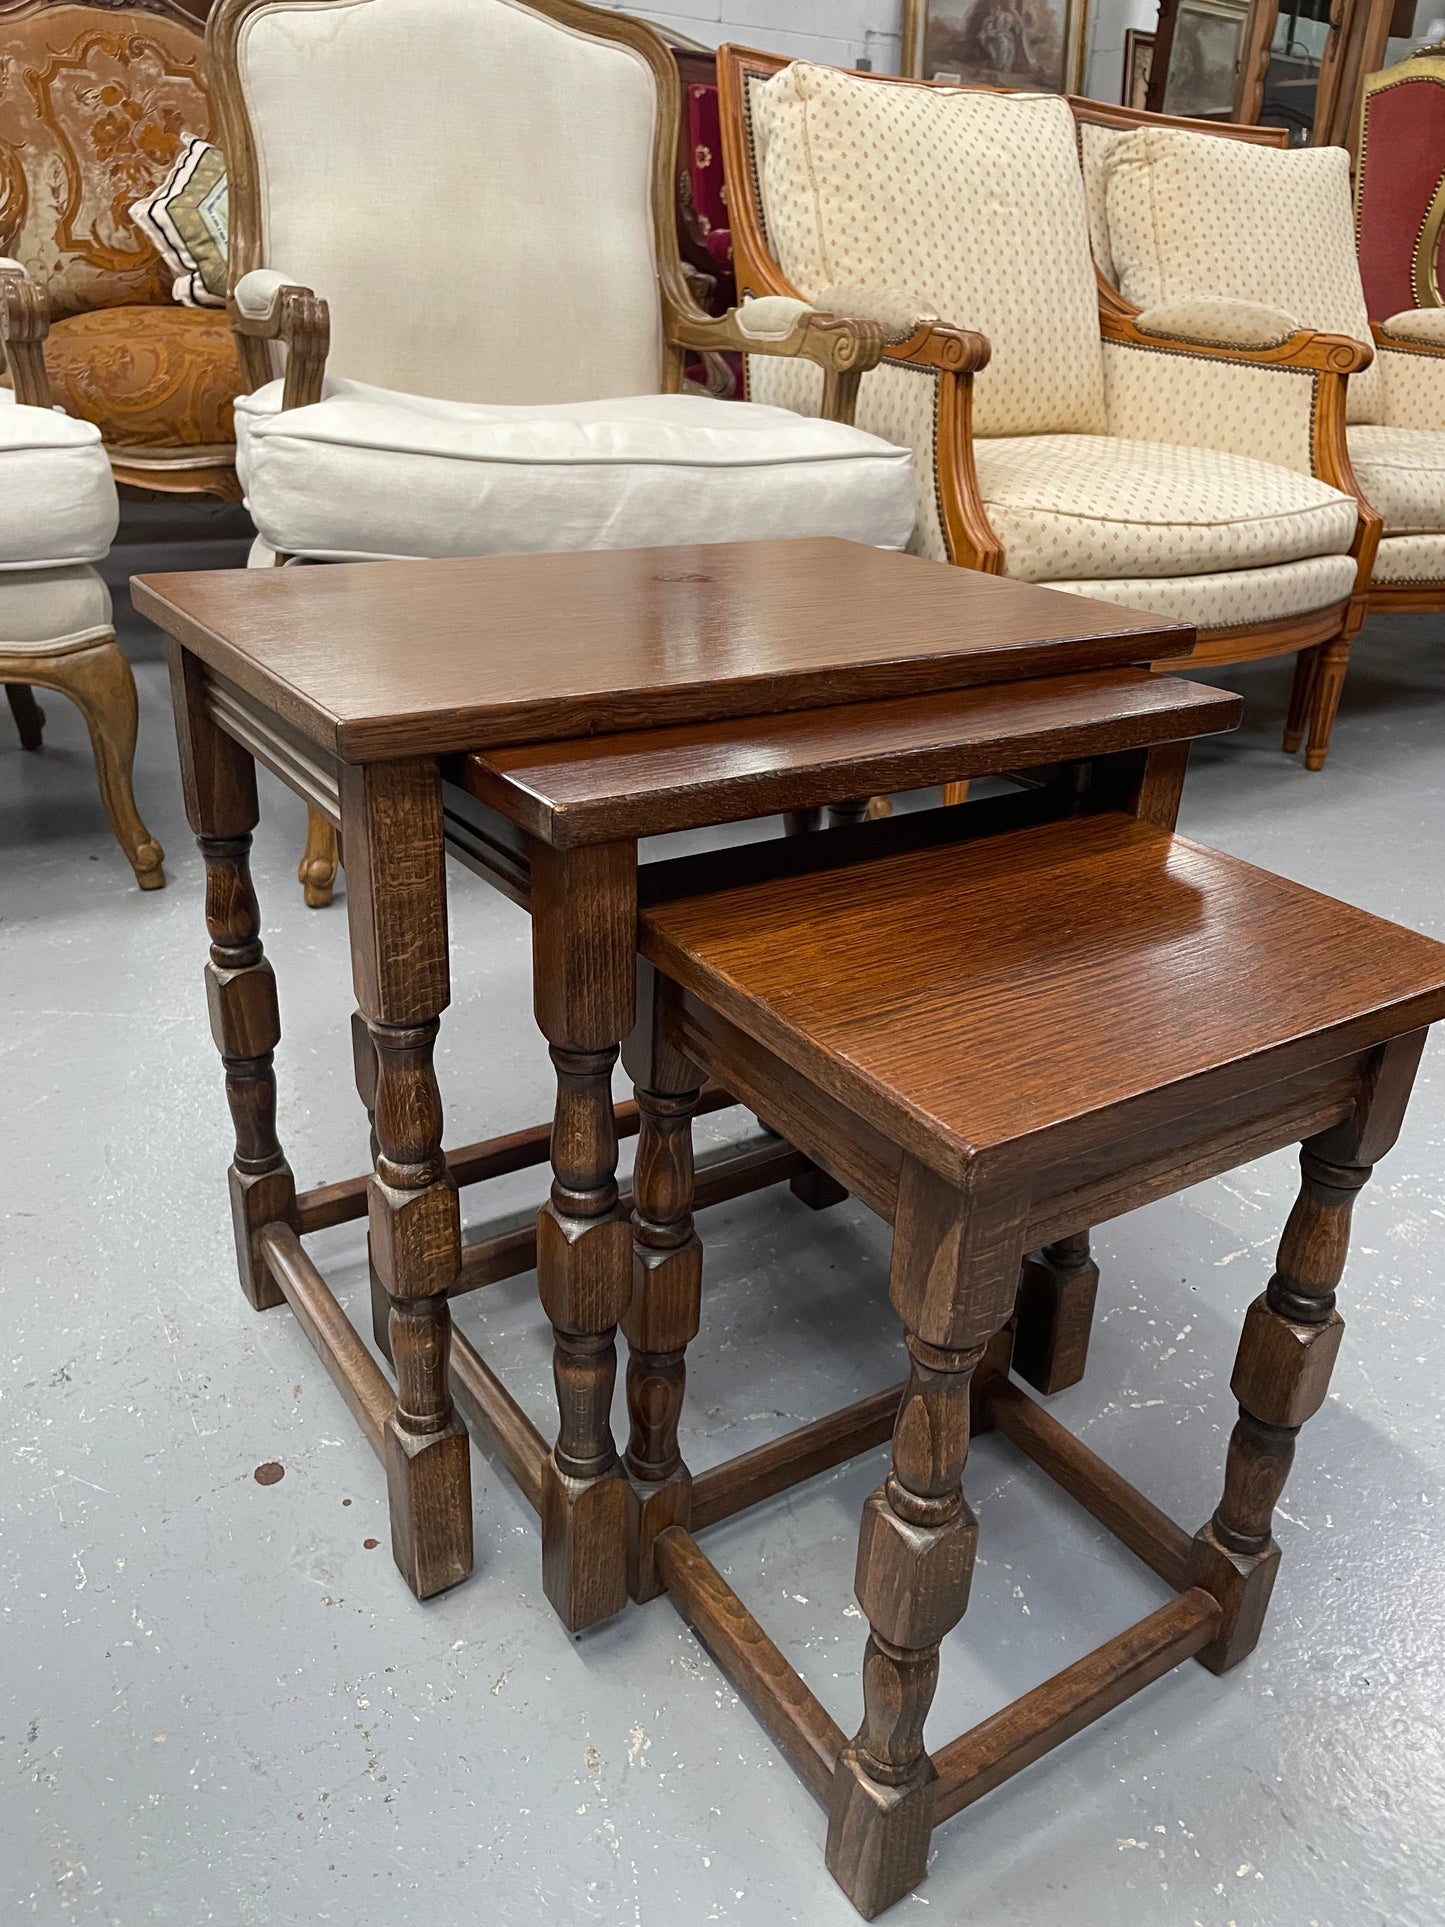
xmin=0 ymin=265 xmax=166 ymax=888
xmin=205 ymin=0 xmax=893 ymax=906
xmin=717 ymin=50 xmax=1383 ymax=772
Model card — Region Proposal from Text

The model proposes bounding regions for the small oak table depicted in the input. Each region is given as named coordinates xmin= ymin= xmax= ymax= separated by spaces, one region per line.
xmin=134 ymin=537 xmax=1239 ymax=1621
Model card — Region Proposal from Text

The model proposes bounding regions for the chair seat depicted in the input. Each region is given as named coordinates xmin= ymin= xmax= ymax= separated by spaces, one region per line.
xmin=0 ymin=565 xmax=113 ymax=653
xmin=41 ymin=305 xmax=243 ymax=450
xmin=1038 ymin=554 xmax=1358 ymax=631
xmin=234 ymin=378 xmax=917 ymax=562
xmin=977 ymin=434 xmax=1357 ymax=583
xmin=1347 ymin=424 xmax=1445 ymax=536
xmin=639 ymin=813 xmax=1445 ymax=1175
xmin=0 ymin=393 xmax=118 ymax=570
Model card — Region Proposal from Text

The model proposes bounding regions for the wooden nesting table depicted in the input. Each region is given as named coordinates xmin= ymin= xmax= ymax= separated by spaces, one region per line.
xmin=134 ymin=537 xmax=1242 ymax=1624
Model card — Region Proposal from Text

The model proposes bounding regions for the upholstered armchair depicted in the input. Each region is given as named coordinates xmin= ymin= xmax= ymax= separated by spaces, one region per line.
xmin=205 ymin=0 xmax=913 ymax=907
xmin=0 ymin=0 xmax=243 ymax=497
xmin=719 ymin=56 xmax=1375 ymax=772
xmin=1356 ymin=50 xmax=1445 ymax=321
xmin=1 ymin=261 xmax=165 ymax=888
xmin=1079 ymin=118 xmax=1445 ymax=628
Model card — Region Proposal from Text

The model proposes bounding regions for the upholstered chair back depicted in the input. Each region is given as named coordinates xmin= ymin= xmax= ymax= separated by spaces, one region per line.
xmin=0 ymin=1 xmax=213 ymax=319
xmin=746 ymin=64 xmax=1107 ymax=440
xmin=213 ymin=0 xmax=667 ymax=404
xmin=1356 ymin=52 xmax=1445 ymax=321
xmin=1102 ymin=127 xmax=1382 ymax=424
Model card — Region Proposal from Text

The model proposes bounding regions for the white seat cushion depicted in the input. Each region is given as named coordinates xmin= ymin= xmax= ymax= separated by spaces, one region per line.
xmin=976 ymin=434 xmax=1357 ymax=583
xmin=234 ymin=379 xmax=916 ymax=562
xmin=0 ymin=564 xmax=113 ymax=653
xmin=0 ymin=392 xmax=118 ymax=570
xmin=1347 ymin=425 xmax=1445 ymax=535
xmin=1040 ymin=554 xmax=1358 ymax=631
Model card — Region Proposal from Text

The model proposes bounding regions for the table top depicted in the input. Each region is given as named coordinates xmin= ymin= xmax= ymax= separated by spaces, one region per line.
xmin=133 ymin=539 xmax=1191 ymax=762
xmin=465 ymin=669 xmax=1240 ymax=846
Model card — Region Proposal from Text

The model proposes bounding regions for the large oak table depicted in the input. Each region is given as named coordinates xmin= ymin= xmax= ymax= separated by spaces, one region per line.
xmin=133 ymin=537 xmax=1241 ymax=1625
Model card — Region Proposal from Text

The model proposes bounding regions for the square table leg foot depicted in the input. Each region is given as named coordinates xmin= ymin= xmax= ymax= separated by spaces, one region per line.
xmin=628 ymin=1470 xmax=692 ymax=1603
xmin=825 ymin=1746 xmax=937 ymax=1919
xmin=541 ymin=1457 xmax=630 ymax=1632
xmin=1185 ymin=1524 xmax=1280 ymax=1675
xmin=229 ymin=1167 xmax=294 ymax=1312
xmin=1012 ymin=1234 xmax=1099 ymax=1395
xmin=383 ymin=1415 xmax=474 ymax=1600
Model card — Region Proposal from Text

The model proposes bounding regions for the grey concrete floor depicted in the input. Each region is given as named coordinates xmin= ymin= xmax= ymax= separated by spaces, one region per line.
xmin=4 ymin=522 xmax=1445 ymax=1927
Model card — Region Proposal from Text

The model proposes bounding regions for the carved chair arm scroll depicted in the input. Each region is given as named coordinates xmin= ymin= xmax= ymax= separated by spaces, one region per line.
xmin=665 ymin=291 xmax=889 ymax=424
xmin=229 ymin=269 xmax=332 ymax=411
xmin=0 ymin=259 xmax=53 ymax=411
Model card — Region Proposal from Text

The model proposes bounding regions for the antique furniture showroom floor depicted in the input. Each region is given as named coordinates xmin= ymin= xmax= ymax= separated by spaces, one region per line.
xmin=4 ymin=504 xmax=1444 ymax=1926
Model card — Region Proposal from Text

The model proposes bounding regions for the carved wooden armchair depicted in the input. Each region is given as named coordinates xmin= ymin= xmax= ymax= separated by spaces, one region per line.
xmin=1 ymin=260 xmax=165 ymax=887
xmin=0 ymin=0 xmax=243 ymax=497
xmin=206 ymin=0 xmax=913 ymax=906
xmin=1078 ymin=112 xmax=1445 ymax=626
xmin=719 ymin=54 xmax=1376 ymax=771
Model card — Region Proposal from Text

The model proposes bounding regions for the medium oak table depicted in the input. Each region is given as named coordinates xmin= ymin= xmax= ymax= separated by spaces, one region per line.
xmin=134 ymin=537 xmax=1241 ymax=1623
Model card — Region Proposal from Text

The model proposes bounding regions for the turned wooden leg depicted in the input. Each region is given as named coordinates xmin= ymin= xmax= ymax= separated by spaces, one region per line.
xmin=1282 ymin=646 xmax=1319 ymax=756
xmin=351 ymin=1011 xmax=393 ymax=1365
xmin=57 ymin=640 xmax=165 ymax=888
xmin=1303 ymin=635 xmax=1351 ymax=772
xmin=827 ymin=1157 xmax=1026 ymax=1916
xmin=299 ymin=803 xmax=339 ymax=907
xmin=783 ymin=807 xmax=824 ymax=835
xmin=170 ymin=647 xmax=295 ymax=1312
xmin=828 ymin=798 xmax=869 ymax=828
xmin=342 ymin=759 xmax=471 ymax=1600
xmin=1012 ymin=1231 xmax=1100 ymax=1394
xmin=621 ymin=964 xmax=703 ymax=1602
xmin=533 ymin=839 xmax=637 ymax=1632
xmin=6 ymin=682 xmax=45 ymax=749
xmin=1187 ymin=1034 xmax=1425 ymax=1671
xmin=941 ymin=780 xmax=970 ymax=806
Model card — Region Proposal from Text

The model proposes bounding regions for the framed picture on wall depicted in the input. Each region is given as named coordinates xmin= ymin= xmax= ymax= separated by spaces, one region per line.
xmin=901 ymin=0 xmax=1090 ymax=95
xmin=1122 ymin=27 xmax=1154 ymax=107
xmin=1156 ymin=0 xmax=1250 ymax=118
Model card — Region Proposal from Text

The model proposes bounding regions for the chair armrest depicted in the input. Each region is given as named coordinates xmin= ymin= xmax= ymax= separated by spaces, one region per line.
xmin=0 ymin=258 xmax=52 ymax=410
xmin=1103 ymin=306 xmax=1372 ymax=375
xmin=1133 ymin=297 xmax=1305 ymax=351
xmin=228 ymin=268 xmax=331 ymax=409
xmin=1375 ymin=311 xmax=1445 ymax=354
xmin=666 ymin=292 xmax=887 ymax=424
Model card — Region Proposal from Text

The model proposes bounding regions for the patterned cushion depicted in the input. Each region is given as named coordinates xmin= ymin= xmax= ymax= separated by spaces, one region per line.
xmin=39 ymin=305 xmax=243 ymax=450
xmin=1372 ymin=532 xmax=1445 ymax=584
xmin=1040 ymin=554 xmax=1358 ymax=630
xmin=1379 ymin=345 xmax=1445 ymax=430
xmin=1103 ymin=129 xmax=1381 ymax=424
xmin=1077 ymin=119 xmax=1126 ymax=288
xmin=749 ymin=65 xmax=1106 ymax=438
xmin=1347 ymin=425 xmax=1445 ymax=535
xmin=1381 ymin=308 xmax=1445 ymax=346
xmin=129 ymin=133 xmax=228 ymax=308
xmin=975 ymin=434 xmax=1357 ymax=582
xmin=0 ymin=6 xmax=212 ymax=319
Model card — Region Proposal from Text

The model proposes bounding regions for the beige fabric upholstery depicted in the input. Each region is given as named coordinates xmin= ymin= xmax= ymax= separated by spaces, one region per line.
xmin=748 ymin=353 xmax=949 ymax=562
xmin=1347 ymin=425 xmax=1445 ymax=536
xmin=1373 ymin=532 xmax=1445 ymax=584
xmin=749 ymin=65 xmax=1106 ymax=437
xmin=0 ymin=392 xmax=118 ymax=570
xmin=1076 ymin=120 xmax=1125 ymax=289
xmin=1103 ymin=340 xmax=1318 ymax=475
xmin=0 ymin=564 xmax=112 ymax=653
xmin=975 ymin=434 xmax=1355 ymax=583
xmin=1133 ymin=298 xmax=1301 ymax=349
xmin=1379 ymin=346 xmax=1445 ymax=431
xmin=234 ymin=377 xmax=916 ymax=562
xmin=1041 ymin=554 xmax=1358 ymax=629
xmin=1381 ymin=308 xmax=1445 ymax=346
xmin=236 ymin=0 xmax=663 ymax=404
xmin=1103 ymin=129 xmax=1381 ymax=422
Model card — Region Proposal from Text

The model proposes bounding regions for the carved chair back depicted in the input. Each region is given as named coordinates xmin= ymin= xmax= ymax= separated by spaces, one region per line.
xmin=0 ymin=0 xmax=213 ymax=319
xmin=1355 ymin=51 xmax=1445 ymax=320
xmin=207 ymin=0 xmax=698 ymax=405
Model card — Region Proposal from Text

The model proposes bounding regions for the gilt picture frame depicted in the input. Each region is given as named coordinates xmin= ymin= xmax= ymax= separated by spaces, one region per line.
xmin=901 ymin=0 xmax=1090 ymax=95
xmin=1122 ymin=26 xmax=1155 ymax=107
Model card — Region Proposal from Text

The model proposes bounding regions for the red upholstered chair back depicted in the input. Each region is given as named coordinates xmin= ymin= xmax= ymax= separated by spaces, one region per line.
xmin=1356 ymin=51 xmax=1445 ymax=319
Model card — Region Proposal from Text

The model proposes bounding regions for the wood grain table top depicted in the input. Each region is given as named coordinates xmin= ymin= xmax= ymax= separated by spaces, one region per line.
xmin=133 ymin=540 xmax=1191 ymax=761
xmin=641 ymin=813 xmax=1445 ymax=1177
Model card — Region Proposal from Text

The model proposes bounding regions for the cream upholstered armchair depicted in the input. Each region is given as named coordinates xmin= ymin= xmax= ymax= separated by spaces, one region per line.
xmin=1 ymin=262 xmax=165 ymax=889
xmin=1081 ymin=120 xmax=1445 ymax=636
xmin=205 ymin=0 xmax=915 ymax=906
xmin=719 ymin=56 xmax=1376 ymax=772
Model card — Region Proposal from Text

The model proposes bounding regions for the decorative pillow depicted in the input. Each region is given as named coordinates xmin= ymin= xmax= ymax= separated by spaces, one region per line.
xmin=129 ymin=135 xmax=229 ymax=309
xmin=749 ymin=64 xmax=1107 ymax=439
xmin=1103 ymin=128 xmax=1380 ymax=424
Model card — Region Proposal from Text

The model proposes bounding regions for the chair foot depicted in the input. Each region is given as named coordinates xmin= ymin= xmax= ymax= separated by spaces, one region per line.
xmin=1302 ymin=638 xmax=1350 ymax=772
xmin=27 ymin=642 xmax=166 ymax=888
xmin=299 ymin=804 xmax=339 ymax=906
xmin=6 ymin=682 xmax=46 ymax=750
xmin=1282 ymin=646 xmax=1318 ymax=755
